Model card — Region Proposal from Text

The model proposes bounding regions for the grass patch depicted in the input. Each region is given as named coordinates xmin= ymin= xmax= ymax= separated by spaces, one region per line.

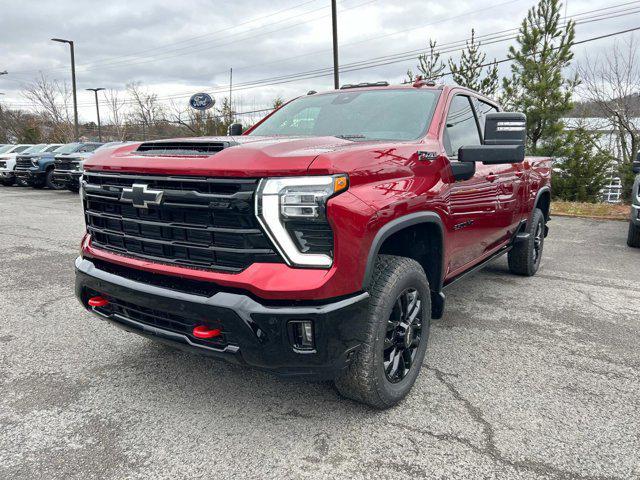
xmin=551 ymin=201 xmax=630 ymax=221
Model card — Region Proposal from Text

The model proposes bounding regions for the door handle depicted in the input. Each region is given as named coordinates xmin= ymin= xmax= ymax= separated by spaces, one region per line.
xmin=486 ymin=174 xmax=498 ymax=182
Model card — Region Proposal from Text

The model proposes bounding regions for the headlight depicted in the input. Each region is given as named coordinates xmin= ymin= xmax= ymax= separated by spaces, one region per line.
xmin=31 ymin=158 xmax=40 ymax=167
xmin=256 ymin=175 xmax=348 ymax=268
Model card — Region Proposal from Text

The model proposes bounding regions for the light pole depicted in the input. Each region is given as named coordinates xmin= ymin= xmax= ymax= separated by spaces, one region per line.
xmin=51 ymin=38 xmax=79 ymax=141
xmin=86 ymin=87 xmax=105 ymax=141
xmin=331 ymin=0 xmax=339 ymax=89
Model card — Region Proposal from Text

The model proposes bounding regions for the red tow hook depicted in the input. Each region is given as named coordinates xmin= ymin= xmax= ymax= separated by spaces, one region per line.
xmin=193 ymin=326 xmax=222 ymax=339
xmin=88 ymin=296 xmax=109 ymax=308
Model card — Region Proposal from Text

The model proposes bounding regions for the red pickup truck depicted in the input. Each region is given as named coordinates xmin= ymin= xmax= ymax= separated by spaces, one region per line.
xmin=76 ymin=81 xmax=551 ymax=408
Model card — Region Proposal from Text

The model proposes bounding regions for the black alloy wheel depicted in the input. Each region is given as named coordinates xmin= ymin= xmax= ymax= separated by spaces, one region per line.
xmin=383 ymin=288 xmax=423 ymax=383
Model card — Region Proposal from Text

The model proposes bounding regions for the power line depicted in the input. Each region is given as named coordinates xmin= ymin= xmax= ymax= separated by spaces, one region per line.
xmin=4 ymin=5 xmax=639 ymax=110
xmin=5 ymin=1 xmax=635 ymax=106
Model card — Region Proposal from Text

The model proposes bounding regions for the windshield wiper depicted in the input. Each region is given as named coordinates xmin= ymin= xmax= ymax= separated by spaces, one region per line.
xmin=334 ymin=134 xmax=367 ymax=140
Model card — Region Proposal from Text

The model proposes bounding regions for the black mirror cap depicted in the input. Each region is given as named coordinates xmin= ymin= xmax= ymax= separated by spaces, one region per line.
xmin=458 ymin=144 xmax=525 ymax=164
xmin=228 ymin=123 xmax=243 ymax=136
xmin=484 ymin=112 xmax=526 ymax=146
xmin=450 ymin=161 xmax=476 ymax=181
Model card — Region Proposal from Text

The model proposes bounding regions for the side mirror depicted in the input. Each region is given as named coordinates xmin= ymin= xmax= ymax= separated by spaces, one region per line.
xmin=458 ymin=112 xmax=526 ymax=165
xmin=228 ymin=123 xmax=243 ymax=136
xmin=450 ymin=161 xmax=476 ymax=181
xmin=633 ymin=152 xmax=640 ymax=174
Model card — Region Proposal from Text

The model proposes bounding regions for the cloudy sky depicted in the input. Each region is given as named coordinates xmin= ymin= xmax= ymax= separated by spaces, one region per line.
xmin=0 ymin=0 xmax=638 ymax=123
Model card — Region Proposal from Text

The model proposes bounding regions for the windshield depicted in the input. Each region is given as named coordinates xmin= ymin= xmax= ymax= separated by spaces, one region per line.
xmin=44 ymin=144 xmax=62 ymax=152
xmin=23 ymin=144 xmax=48 ymax=154
xmin=249 ymin=89 xmax=441 ymax=141
xmin=54 ymin=143 xmax=81 ymax=154
xmin=77 ymin=143 xmax=102 ymax=153
xmin=0 ymin=145 xmax=14 ymax=154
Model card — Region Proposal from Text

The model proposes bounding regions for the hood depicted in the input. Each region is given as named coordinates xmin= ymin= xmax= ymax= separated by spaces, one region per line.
xmin=83 ymin=135 xmax=418 ymax=177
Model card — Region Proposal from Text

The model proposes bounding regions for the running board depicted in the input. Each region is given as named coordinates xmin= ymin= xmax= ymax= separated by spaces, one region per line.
xmin=442 ymin=244 xmax=512 ymax=289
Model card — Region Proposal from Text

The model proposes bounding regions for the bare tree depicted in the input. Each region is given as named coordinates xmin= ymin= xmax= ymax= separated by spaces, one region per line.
xmin=104 ymin=88 xmax=128 ymax=140
xmin=126 ymin=82 xmax=165 ymax=140
xmin=166 ymin=100 xmax=220 ymax=136
xmin=577 ymin=35 xmax=640 ymax=199
xmin=22 ymin=73 xmax=74 ymax=141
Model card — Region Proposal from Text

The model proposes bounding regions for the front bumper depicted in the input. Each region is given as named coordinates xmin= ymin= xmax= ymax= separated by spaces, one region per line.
xmin=14 ymin=168 xmax=44 ymax=184
xmin=75 ymin=257 xmax=369 ymax=380
xmin=53 ymin=170 xmax=82 ymax=188
xmin=0 ymin=169 xmax=15 ymax=182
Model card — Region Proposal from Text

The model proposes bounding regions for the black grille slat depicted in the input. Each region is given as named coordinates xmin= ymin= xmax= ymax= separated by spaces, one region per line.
xmin=86 ymin=288 xmax=227 ymax=346
xmin=83 ymin=172 xmax=282 ymax=272
xmin=15 ymin=157 xmax=32 ymax=170
xmin=54 ymin=157 xmax=80 ymax=171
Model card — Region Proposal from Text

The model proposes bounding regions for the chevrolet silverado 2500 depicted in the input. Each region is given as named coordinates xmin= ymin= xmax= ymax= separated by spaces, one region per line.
xmin=75 ymin=82 xmax=552 ymax=408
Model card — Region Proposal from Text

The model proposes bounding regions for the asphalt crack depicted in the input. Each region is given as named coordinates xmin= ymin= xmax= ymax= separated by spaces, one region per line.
xmin=408 ymin=365 xmax=627 ymax=480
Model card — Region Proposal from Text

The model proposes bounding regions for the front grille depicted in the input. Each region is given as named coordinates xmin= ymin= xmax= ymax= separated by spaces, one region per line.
xmin=83 ymin=172 xmax=283 ymax=273
xmin=15 ymin=157 xmax=32 ymax=170
xmin=86 ymin=288 xmax=228 ymax=348
xmin=55 ymin=156 xmax=80 ymax=171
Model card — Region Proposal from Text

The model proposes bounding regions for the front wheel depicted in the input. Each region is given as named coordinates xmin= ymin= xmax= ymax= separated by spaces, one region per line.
xmin=45 ymin=170 xmax=64 ymax=190
xmin=334 ymin=255 xmax=431 ymax=409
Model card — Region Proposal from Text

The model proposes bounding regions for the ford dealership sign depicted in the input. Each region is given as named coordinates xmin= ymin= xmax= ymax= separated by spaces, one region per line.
xmin=189 ymin=93 xmax=214 ymax=111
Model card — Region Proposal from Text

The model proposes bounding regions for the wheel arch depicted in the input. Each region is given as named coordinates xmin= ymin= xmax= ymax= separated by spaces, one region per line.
xmin=533 ymin=186 xmax=551 ymax=222
xmin=361 ymin=212 xmax=445 ymax=318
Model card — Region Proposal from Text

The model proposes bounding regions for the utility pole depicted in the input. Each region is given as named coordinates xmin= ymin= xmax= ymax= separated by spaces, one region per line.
xmin=86 ymin=88 xmax=105 ymax=141
xmin=229 ymin=67 xmax=233 ymax=123
xmin=331 ymin=0 xmax=339 ymax=89
xmin=51 ymin=38 xmax=79 ymax=141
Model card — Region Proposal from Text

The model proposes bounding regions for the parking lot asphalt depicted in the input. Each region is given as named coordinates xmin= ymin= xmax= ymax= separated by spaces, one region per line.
xmin=0 ymin=186 xmax=639 ymax=480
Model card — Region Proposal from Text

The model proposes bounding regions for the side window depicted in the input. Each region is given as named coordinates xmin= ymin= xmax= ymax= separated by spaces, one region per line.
xmin=473 ymin=98 xmax=499 ymax=135
xmin=443 ymin=96 xmax=481 ymax=157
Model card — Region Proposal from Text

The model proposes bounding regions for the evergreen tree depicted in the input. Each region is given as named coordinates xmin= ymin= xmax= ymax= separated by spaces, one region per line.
xmin=552 ymin=127 xmax=613 ymax=202
xmin=502 ymin=0 xmax=577 ymax=155
xmin=407 ymin=40 xmax=446 ymax=82
xmin=448 ymin=29 xmax=499 ymax=97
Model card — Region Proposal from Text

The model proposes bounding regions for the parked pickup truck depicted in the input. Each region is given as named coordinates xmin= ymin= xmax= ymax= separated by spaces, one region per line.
xmin=53 ymin=142 xmax=122 ymax=192
xmin=0 ymin=144 xmax=35 ymax=185
xmin=75 ymin=82 xmax=552 ymax=408
xmin=15 ymin=142 xmax=102 ymax=189
xmin=628 ymin=155 xmax=640 ymax=248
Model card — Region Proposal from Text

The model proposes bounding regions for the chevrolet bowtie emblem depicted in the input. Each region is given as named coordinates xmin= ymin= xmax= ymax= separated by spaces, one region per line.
xmin=120 ymin=184 xmax=164 ymax=209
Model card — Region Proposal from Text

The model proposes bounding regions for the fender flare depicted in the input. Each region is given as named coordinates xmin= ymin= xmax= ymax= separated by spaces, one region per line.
xmin=361 ymin=211 xmax=445 ymax=292
xmin=531 ymin=186 xmax=551 ymax=223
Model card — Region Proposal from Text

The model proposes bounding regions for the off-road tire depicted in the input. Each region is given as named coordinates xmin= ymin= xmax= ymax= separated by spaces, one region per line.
xmin=334 ymin=255 xmax=431 ymax=409
xmin=508 ymin=207 xmax=545 ymax=276
xmin=45 ymin=169 xmax=63 ymax=190
xmin=628 ymin=221 xmax=640 ymax=248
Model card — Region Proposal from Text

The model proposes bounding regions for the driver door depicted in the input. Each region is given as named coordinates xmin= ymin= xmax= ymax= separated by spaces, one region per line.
xmin=444 ymin=95 xmax=501 ymax=274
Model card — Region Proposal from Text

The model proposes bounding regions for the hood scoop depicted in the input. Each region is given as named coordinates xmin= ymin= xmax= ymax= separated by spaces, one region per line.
xmin=135 ymin=140 xmax=238 ymax=156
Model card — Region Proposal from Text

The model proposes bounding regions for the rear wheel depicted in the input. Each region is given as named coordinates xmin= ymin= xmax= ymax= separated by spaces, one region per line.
xmin=628 ymin=221 xmax=640 ymax=248
xmin=334 ymin=255 xmax=431 ymax=409
xmin=508 ymin=208 xmax=545 ymax=276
